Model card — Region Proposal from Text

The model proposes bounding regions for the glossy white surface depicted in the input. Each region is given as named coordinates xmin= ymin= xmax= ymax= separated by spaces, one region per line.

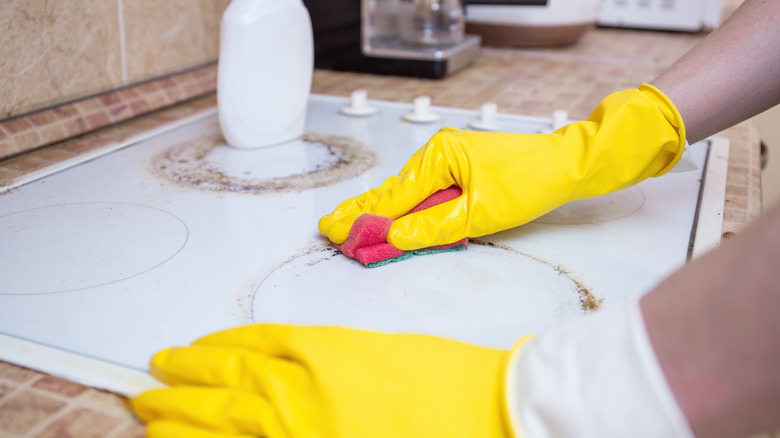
xmin=0 ymin=95 xmax=725 ymax=395
xmin=0 ymin=203 xmax=187 ymax=295
xmin=253 ymin=242 xmax=587 ymax=349
xmin=217 ymin=0 xmax=313 ymax=148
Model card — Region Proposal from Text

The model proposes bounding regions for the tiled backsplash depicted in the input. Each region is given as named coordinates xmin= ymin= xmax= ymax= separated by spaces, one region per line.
xmin=0 ymin=64 xmax=217 ymax=162
xmin=0 ymin=0 xmax=230 ymax=120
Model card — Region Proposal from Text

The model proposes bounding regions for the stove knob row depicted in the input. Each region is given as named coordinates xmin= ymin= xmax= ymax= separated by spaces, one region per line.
xmin=340 ymin=90 xmax=569 ymax=135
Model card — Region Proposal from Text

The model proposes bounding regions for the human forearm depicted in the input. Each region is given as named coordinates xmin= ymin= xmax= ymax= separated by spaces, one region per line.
xmin=641 ymin=201 xmax=780 ymax=437
xmin=651 ymin=0 xmax=780 ymax=143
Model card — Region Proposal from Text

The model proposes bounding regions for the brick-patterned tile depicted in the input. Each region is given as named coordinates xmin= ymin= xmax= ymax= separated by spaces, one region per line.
xmin=34 ymin=407 xmax=123 ymax=438
xmin=0 ymin=140 xmax=18 ymax=159
xmin=52 ymin=105 xmax=79 ymax=119
xmin=164 ymin=87 xmax=183 ymax=102
xmin=143 ymin=92 xmax=169 ymax=110
xmin=2 ymin=117 xmax=34 ymax=135
xmin=108 ymin=420 xmax=147 ymax=438
xmin=0 ymin=361 xmax=44 ymax=384
xmin=62 ymin=135 xmax=115 ymax=155
xmin=0 ymin=169 xmax=18 ymax=186
xmin=129 ymin=100 xmax=149 ymax=115
xmin=63 ymin=117 xmax=89 ymax=137
xmin=2 ymin=151 xmax=53 ymax=173
xmin=198 ymin=77 xmax=216 ymax=91
xmin=74 ymin=98 xmax=103 ymax=114
xmin=726 ymin=195 xmax=749 ymax=210
xmin=138 ymin=82 xmax=161 ymax=94
xmin=728 ymin=184 xmax=749 ymax=198
xmin=0 ymin=390 xmax=66 ymax=435
xmin=29 ymin=144 xmax=79 ymax=164
xmin=32 ymin=375 xmax=89 ymax=398
xmin=0 ymin=381 xmax=16 ymax=401
xmin=158 ymin=77 xmax=176 ymax=89
xmin=78 ymin=389 xmax=134 ymax=417
xmin=107 ymin=103 xmax=132 ymax=121
xmin=99 ymin=93 xmax=122 ymax=107
xmin=38 ymin=123 xmax=68 ymax=145
xmin=182 ymin=83 xmax=203 ymax=97
xmin=85 ymin=111 xmax=111 ymax=130
xmin=29 ymin=111 xmax=57 ymax=127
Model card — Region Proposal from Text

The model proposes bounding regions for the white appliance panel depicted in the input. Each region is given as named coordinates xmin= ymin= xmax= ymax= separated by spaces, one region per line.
xmin=0 ymin=95 xmax=726 ymax=396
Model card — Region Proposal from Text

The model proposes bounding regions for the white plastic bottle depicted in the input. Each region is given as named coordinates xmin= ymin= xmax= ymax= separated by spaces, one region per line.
xmin=218 ymin=0 xmax=313 ymax=149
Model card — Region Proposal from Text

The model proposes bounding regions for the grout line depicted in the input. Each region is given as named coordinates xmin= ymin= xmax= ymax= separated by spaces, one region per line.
xmin=20 ymin=402 xmax=76 ymax=438
xmin=0 ymin=378 xmax=29 ymax=411
xmin=105 ymin=419 xmax=145 ymax=438
xmin=117 ymin=0 xmax=128 ymax=84
xmin=0 ymin=376 xmax=136 ymax=437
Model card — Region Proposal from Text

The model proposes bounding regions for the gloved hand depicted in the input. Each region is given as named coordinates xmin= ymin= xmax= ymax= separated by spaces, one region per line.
xmin=132 ymin=324 xmax=532 ymax=438
xmin=318 ymin=84 xmax=685 ymax=251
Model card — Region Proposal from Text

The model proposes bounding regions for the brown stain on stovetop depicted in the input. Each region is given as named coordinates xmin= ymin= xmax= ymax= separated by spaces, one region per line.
xmin=252 ymin=238 xmax=601 ymax=316
xmin=471 ymin=239 xmax=603 ymax=312
xmin=152 ymin=131 xmax=375 ymax=195
xmin=247 ymin=241 xmax=340 ymax=320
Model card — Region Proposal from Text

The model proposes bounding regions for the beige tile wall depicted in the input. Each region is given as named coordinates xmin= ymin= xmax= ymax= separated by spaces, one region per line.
xmin=0 ymin=0 xmax=230 ymax=120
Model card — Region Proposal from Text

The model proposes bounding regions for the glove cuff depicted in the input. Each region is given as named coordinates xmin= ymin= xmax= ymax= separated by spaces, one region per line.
xmin=504 ymin=298 xmax=694 ymax=438
xmin=638 ymin=83 xmax=688 ymax=177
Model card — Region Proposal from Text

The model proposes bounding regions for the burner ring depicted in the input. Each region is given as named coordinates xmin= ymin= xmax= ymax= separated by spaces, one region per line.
xmin=534 ymin=187 xmax=646 ymax=224
xmin=250 ymin=240 xmax=601 ymax=349
xmin=153 ymin=132 xmax=375 ymax=194
xmin=0 ymin=202 xmax=188 ymax=295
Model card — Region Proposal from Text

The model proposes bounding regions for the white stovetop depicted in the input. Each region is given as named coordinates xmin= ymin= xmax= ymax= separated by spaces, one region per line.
xmin=0 ymin=95 xmax=728 ymax=396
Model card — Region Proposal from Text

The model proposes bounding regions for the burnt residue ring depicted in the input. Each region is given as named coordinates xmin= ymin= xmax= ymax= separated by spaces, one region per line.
xmin=152 ymin=131 xmax=375 ymax=194
xmin=471 ymin=239 xmax=603 ymax=312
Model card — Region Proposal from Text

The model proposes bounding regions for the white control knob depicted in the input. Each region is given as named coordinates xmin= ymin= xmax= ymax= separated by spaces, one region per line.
xmin=340 ymin=89 xmax=377 ymax=116
xmin=552 ymin=109 xmax=569 ymax=131
xmin=469 ymin=102 xmax=499 ymax=130
xmin=403 ymin=96 xmax=440 ymax=123
xmin=539 ymin=109 xmax=569 ymax=133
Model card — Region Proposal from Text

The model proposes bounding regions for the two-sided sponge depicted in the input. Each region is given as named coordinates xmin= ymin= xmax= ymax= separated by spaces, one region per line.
xmin=335 ymin=186 xmax=468 ymax=267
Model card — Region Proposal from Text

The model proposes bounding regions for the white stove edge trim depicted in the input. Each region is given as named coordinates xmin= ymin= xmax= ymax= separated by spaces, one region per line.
xmin=0 ymin=333 xmax=165 ymax=398
xmin=690 ymin=137 xmax=729 ymax=260
xmin=0 ymin=108 xmax=218 ymax=194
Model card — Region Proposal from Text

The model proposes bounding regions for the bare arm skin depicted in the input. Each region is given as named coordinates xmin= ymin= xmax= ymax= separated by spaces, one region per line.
xmin=651 ymin=0 xmax=780 ymax=143
xmin=644 ymin=1 xmax=780 ymax=436
xmin=642 ymin=201 xmax=780 ymax=438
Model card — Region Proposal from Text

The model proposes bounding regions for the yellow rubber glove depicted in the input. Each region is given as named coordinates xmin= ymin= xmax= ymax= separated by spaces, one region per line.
xmin=318 ymin=84 xmax=685 ymax=251
xmin=132 ymin=324 xmax=531 ymax=438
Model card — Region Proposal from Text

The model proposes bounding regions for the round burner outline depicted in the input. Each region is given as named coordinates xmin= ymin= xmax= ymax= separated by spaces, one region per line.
xmin=249 ymin=240 xmax=602 ymax=348
xmin=533 ymin=187 xmax=646 ymax=224
xmin=153 ymin=132 xmax=375 ymax=194
xmin=0 ymin=202 xmax=189 ymax=296
xmin=470 ymin=240 xmax=603 ymax=311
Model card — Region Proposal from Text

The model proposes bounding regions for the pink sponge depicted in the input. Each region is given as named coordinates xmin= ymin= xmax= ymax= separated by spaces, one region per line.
xmin=335 ymin=186 xmax=468 ymax=267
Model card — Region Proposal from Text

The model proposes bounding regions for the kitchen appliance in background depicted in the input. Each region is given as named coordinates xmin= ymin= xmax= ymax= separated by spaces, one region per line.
xmin=398 ymin=0 xmax=466 ymax=46
xmin=465 ymin=0 xmax=602 ymax=47
xmin=303 ymin=0 xmax=481 ymax=79
xmin=598 ymin=0 xmax=724 ymax=31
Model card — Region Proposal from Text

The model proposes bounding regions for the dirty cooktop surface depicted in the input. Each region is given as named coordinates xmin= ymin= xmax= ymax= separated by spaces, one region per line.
xmin=0 ymin=95 xmax=726 ymax=396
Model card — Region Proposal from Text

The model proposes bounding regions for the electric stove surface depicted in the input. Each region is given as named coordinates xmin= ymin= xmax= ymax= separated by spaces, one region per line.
xmin=0 ymin=95 xmax=727 ymax=396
